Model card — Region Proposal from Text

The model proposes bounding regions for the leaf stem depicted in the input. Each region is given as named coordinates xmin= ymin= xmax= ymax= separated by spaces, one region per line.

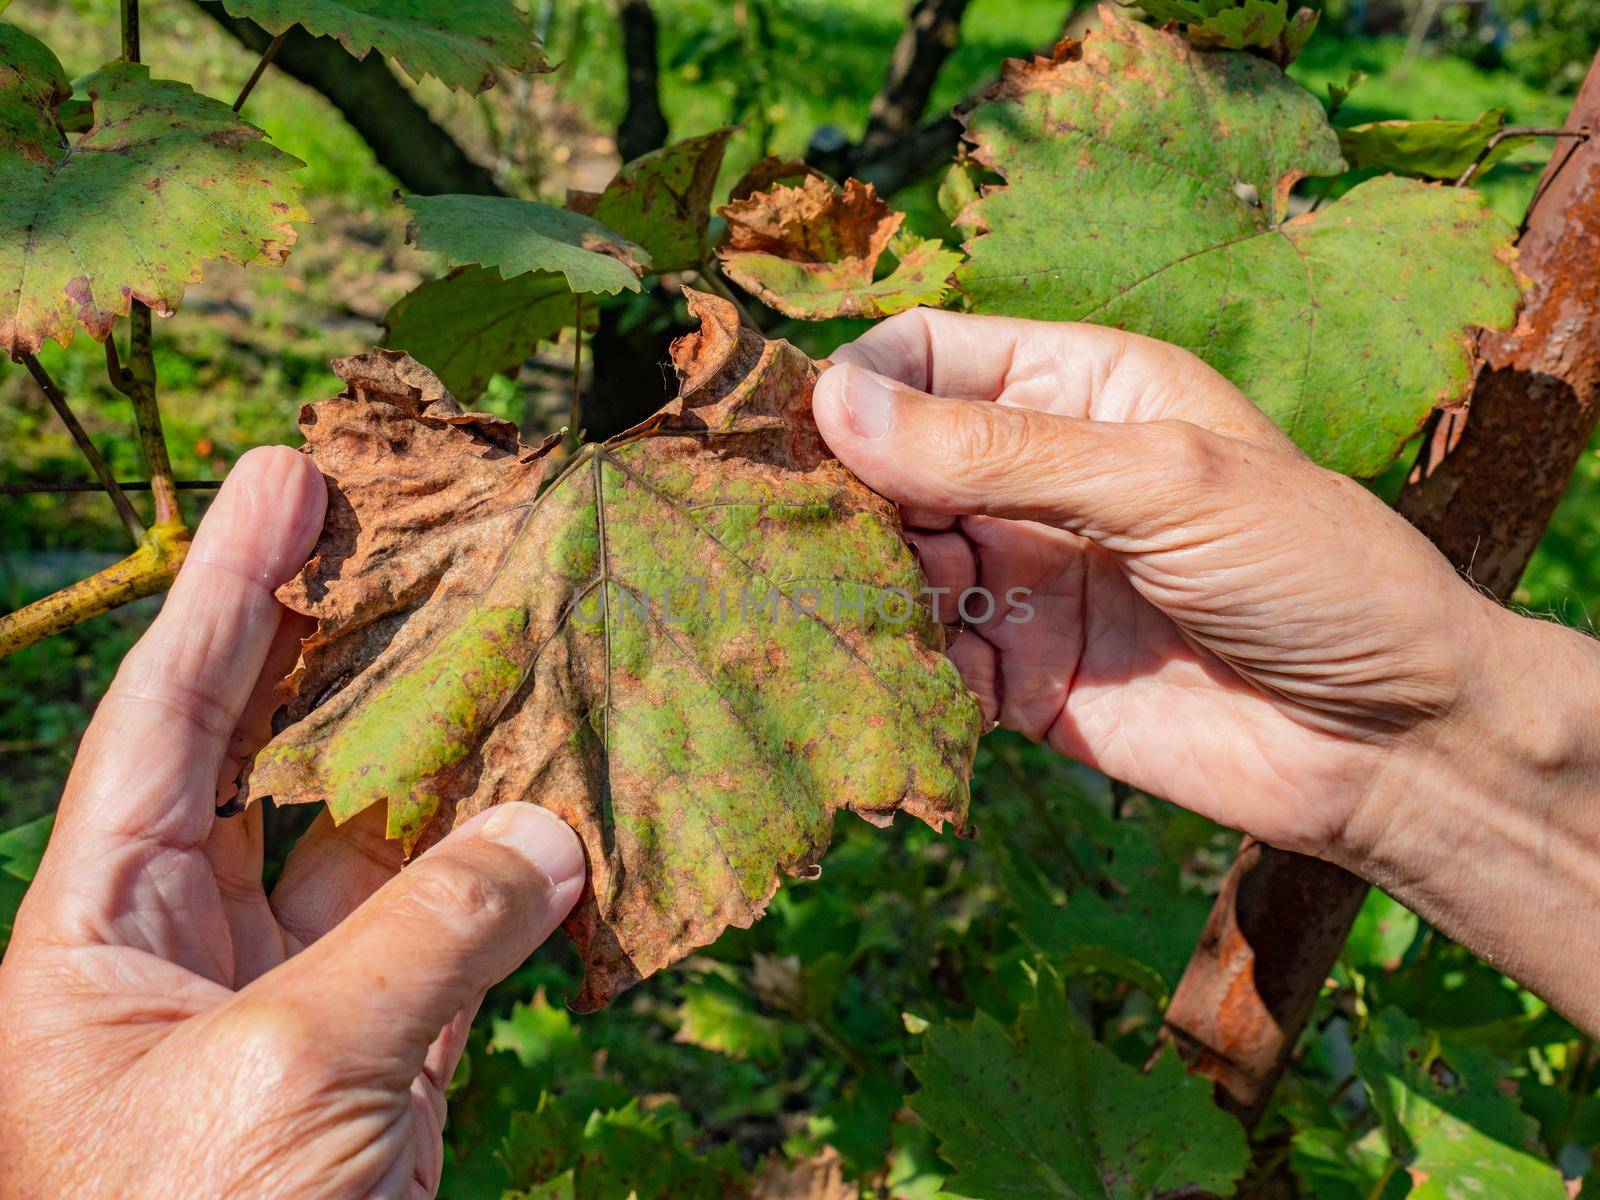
xmin=233 ymin=32 xmax=288 ymax=113
xmin=20 ymin=354 xmax=146 ymax=544
xmin=120 ymin=0 xmax=140 ymax=62
xmin=0 ymin=524 xmax=190 ymax=659
xmin=1454 ymin=125 xmax=1592 ymax=188
xmin=564 ymin=296 xmax=584 ymax=454
xmin=107 ymin=308 xmax=184 ymax=529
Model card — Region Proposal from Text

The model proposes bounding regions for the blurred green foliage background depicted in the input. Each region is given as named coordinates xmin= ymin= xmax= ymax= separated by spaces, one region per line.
xmin=1 ymin=2 xmax=1597 ymax=1195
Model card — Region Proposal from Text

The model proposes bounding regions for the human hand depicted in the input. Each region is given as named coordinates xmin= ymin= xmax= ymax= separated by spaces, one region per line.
xmin=0 ymin=448 xmax=585 ymax=1200
xmin=812 ymin=309 xmax=1522 ymax=862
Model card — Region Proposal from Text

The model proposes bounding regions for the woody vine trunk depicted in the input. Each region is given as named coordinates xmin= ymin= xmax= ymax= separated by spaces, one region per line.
xmin=1159 ymin=48 xmax=1600 ymax=1128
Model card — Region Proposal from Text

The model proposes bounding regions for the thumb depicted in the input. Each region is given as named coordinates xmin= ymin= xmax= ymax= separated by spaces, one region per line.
xmin=813 ymin=362 xmax=1245 ymax=547
xmin=240 ymin=803 xmax=584 ymax=1074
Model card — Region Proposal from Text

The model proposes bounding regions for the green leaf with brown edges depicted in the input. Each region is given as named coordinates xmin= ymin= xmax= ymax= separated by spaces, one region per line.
xmin=576 ymin=128 xmax=734 ymax=275
xmin=381 ymin=265 xmax=589 ymax=403
xmin=403 ymin=193 xmax=648 ymax=295
xmin=910 ymin=963 xmax=1250 ymax=1198
xmin=241 ymin=291 xmax=981 ymax=1010
xmin=717 ymin=176 xmax=962 ymax=320
xmin=0 ymin=24 xmax=305 ymax=357
xmin=955 ymin=14 xmax=1522 ymax=477
xmin=218 ymin=0 xmax=545 ymax=92
xmin=1337 ymin=110 xmax=1534 ymax=181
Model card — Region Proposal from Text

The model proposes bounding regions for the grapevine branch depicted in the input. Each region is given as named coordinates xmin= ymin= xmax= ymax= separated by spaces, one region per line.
xmin=232 ymin=31 xmax=288 ymax=113
xmin=1160 ymin=46 xmax=1600 ymax=1128
xmin=1454 ymin=124 xmax=1591 ymax=187
xmin=19 ymin=355 xmax=145 ymax=543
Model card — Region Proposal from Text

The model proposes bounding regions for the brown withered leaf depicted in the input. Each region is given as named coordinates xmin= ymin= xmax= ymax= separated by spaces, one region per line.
xmin=243 ymin=290 xmax=981 ymax=1010
xmin=751 ymin=1149 xmax=853 ymax=1200
xmin=717 ymin=176 xmax=961 ymax=320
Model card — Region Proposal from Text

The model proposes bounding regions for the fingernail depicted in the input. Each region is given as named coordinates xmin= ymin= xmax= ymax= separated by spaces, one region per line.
xmin=839 ymin=365 xmax=896 ymax=440
xmin=479 ymin=803 xmax=586 ymax=891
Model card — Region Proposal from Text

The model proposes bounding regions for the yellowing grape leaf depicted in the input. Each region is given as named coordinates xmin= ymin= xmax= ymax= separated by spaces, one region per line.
xmin=955 ymin=12 xmax=1522 ymax=477
xmin=218 ymin=0 xmax=545 ymax=92
xmin=242 ymin=291 xmax=981 ymax=1010
xmin=717 ymin=176 xmax=961 ymax=320
xmin=0 ymin=24 xmax=305 ymax=357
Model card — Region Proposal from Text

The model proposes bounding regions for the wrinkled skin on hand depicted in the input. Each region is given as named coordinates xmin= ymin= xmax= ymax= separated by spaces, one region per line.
xmin=812 ymin=309 xmax=1505 ymax=860
xmin=0 ymin=448 xmax=585 ymax=1200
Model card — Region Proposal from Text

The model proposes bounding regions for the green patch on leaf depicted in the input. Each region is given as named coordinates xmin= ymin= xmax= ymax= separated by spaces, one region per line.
xmin=218 ymin=0 xmax=545 ymax=92
xmin=910 ymin=963 xmax=1249 ymax=1198
xmin=0 ymin=25 xmax=306 ymax=357
xmin=403 ymin=194 xmax=647 ymax=295
xmin=955 ymin=14 xmax=1522 ymax=477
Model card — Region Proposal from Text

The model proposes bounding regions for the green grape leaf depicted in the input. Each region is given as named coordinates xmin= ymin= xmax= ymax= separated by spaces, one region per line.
xmin=1353 ymin=1009 xmax=1567 ymax=1199
xmin=403 ymin=194 xmax=647 ymax=295
xmin=381 ymin=265 xmax=588 ymax=403
xmin=674 ymin=974 xmax=784 ymax=1064
xmin=910 ymin=964 xmax=1249 ymax=1198
xmin=955 ymin=15 xmax=1522 ymax=477
xmin=240 ymin=292 xmax=981 ymax=1010
xmin=1342 ymin=888 xmax=1420 ymax=973
xmin=217 ymin=0 xmax=545 ymax=92
xmin=1337 ymin=110 xmax=1534 ymax=181
xmin=1137 ymin=0 xmax=1318 ymax=61
xmin=717 ymin=176 xmax=962 ymax=320
xmin=0 ymin=812 xmax=52 ymax=952
xmin=1009 ymin=822 xmax=1208 ymax=996
xmin=0 ymin=26 xmax=305 ymax=358
xmin=503 ymin=1097 xmax=746 ymax=1200
xmin=1291 ymin=1126 xmax=1408 ymax=1200
xmin=573 ymin=128 xmax=734 ymax=275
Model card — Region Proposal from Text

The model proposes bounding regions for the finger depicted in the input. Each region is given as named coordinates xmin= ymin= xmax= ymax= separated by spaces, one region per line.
xmin=906 ymin=530 xmax=975 ymax=624
xmin=268 ymin=805 xmax=405 ymax=950
xmin=241 ymin=803 xmax=584 ymax=1079
xmin=53 ymin=447 xmax=325 ymax=855
xmin=826 ymin=307 xmax=1287 ymax=443
xmin=814 ymin=364 xmax=1281 ymax=552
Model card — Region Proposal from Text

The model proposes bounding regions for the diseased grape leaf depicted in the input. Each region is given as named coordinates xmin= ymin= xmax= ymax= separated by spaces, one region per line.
xmin=403 ymin=194 xmax=648 ymax=296
xmin=575 ymin=128 xmax=734 ymax=275
xmin=241 ymin=291 xmax=981 ymax=1010
xmin=910 ymin=963 xmax=1249 ymax=1198
xmin=717 ymin=176 xmax=962 ymax=320
xmin=1351 ymin=1009 xmax=1566 ymax=1200
xmin=0 ymin=24 xmax=305 ymax=357
xmin=381 ymin=265 xmax=590 ymax=403
xmin=955 ymin=13 xmax=1522 ymax=477
xmin=218 ymin=0 xmax=545 ymax=92
xmin=1337 ymin=110 xmax=1533 ymax=181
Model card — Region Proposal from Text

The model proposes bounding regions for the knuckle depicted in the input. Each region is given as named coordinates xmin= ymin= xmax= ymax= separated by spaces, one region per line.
xmin=1152 ymin=419 xmax=1233 ymax=489
xmin=400 ymin=857 xmax=511 ymax=923
xmin=222 ymin=1003 xmax=330 ymax=1087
